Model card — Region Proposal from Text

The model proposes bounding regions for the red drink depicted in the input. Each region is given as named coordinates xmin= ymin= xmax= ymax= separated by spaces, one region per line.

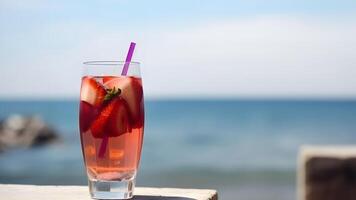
xmin=79 ymin=75 xmax=144 ymax=181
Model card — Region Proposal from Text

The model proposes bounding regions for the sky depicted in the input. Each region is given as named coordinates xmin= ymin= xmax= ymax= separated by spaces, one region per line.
xmin=0 ymin=0 xmax=355 ymax=99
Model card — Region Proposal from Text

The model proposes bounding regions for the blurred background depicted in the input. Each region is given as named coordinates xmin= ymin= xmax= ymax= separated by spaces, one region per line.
xmin=0 ymin=1 xmax=356 ymax=200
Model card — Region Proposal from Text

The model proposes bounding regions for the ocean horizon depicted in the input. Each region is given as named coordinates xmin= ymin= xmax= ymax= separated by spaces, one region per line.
xmin=1 ymin=99 xmax=356 ymax=200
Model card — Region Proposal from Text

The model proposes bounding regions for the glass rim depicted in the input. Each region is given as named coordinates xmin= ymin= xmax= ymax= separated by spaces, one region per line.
xmin=83 ymin=61 xmax=140 ymax=66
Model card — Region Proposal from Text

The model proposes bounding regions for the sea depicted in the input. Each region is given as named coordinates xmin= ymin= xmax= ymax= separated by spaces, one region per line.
xmin=1 ymin=99 xmax=356 ymax=200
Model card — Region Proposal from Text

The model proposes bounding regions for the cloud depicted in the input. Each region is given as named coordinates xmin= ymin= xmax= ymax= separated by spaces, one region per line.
xmin=142 ymin=16 xmax=356 ymax=99
xmin=0 ymin=15 xmax=355 ymax=99
xmin=0 ymin=0 xmax=56 ymax=11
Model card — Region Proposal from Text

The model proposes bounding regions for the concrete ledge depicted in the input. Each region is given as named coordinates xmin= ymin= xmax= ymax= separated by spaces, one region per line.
xmin=0 ymin=184 xmax=218 ymax=200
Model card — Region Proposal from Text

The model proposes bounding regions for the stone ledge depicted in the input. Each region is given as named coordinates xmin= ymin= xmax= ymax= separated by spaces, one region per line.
xmin=0 ymin=184 xmax=218 ymax=200
xmin=298 ymin=146 xmax=356 ymax=200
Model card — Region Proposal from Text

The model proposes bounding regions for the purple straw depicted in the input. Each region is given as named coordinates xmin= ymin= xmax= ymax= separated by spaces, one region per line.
xmin=121 ymin=42 xmax=136 ymax=76
xmin=98 ymin=42 xmax=136 ymax=158
xmin=98 ymin=135 xmax=109 ymax=158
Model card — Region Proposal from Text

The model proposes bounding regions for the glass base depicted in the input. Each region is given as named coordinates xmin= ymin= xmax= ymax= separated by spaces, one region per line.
xmin=88 ymin=179 xmax=135 ymax=199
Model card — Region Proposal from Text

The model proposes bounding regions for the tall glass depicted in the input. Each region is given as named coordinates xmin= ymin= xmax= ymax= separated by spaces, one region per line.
xmin=79 ymin=61 xmax=144 ymax=199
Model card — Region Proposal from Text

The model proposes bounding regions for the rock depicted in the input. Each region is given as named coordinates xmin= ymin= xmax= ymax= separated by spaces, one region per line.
xmin=0 ymin=115 xmax=60 ymax=152
xmin=298 ymin=146 xmax=356 ymax=200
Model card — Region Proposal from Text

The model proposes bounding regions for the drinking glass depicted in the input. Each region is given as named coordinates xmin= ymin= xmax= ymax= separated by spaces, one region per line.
xmin=79 ymin=61 xmax=144 ymax=199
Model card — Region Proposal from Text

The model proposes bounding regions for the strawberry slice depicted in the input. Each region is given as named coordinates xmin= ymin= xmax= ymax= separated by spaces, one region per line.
xmin=80 ymin=76 xmax=106 ymax=107
xmin=103 ymin=76 xmax=117 ymax=84
xmin=90 ymin=98 xmax=117 ymax=138
xmin=79 ymin=101 xmax=99 ymax=133
xmin=106 ymin=98 xmax=132 ymax=137
xmin=104 ymin=77 xmax=143 ymax=125
xmin=90 ymin=97 xmax=131 ymax=138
